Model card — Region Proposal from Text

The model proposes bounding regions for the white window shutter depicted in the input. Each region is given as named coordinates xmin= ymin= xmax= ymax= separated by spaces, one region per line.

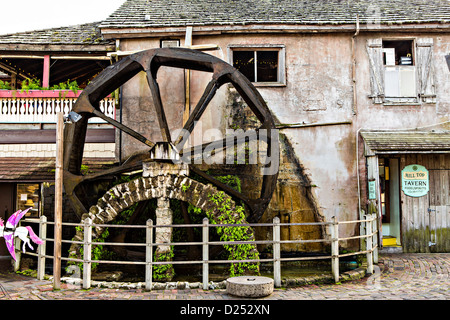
xmin=416 ymin=38 xmax=436 ymax=103
xmin=366 ymin=39 xmax=384 ymax=103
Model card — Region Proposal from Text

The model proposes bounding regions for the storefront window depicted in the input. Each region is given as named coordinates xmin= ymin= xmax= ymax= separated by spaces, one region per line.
xmin=16 ymin=183 xmax=41 ymax=217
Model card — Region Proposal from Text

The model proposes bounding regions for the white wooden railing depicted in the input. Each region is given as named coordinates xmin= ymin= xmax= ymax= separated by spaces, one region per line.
xmin=18 ymin=214 xmax=379 ymax=290
xmin=0 ymin=91 xmax=115 ymax=123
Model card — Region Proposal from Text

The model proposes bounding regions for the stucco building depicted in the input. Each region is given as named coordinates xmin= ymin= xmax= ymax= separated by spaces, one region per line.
xmin=1 ymin=0 xmax=449 ymax=256
xmin=97 ymin=0 xmax=450 ymax=253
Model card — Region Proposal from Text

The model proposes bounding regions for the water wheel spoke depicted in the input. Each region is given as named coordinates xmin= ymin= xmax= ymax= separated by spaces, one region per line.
xmin=91 ymin=109 xmax=155 ymax=148
xmin=189 ymin=165 xmax=251 ymax=207
xmin=146 ymin=70 xmax=172 ymax=143
xmin=64 ymin=48 xmax=279 ymax=221
xmin=174 ymin=79 xmax=219 ymax=148
xmin=179 ymin=128 xmax=261 ymax=159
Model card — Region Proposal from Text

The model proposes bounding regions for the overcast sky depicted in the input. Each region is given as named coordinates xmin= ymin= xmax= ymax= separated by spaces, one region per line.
xmin=0 ymin=0 xmax=125 ymax=35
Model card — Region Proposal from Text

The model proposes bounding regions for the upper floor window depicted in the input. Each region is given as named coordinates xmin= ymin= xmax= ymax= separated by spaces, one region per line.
xmin=367 ymin=38 xmax=435 ymax=104
xmin=382 ymin=40 xmax=416 ymax=100
xmin=160 ymin=39 xmax=180 ymax=48
xmin=228 ymin=45 xmax=286 ymax=86
xmin=382 ymin=40 xmax=414 ymax=66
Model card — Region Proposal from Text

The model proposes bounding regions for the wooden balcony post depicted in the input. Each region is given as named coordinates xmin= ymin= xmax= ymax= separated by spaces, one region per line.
xmin=43 ymin=55 xmax=50 ymax=88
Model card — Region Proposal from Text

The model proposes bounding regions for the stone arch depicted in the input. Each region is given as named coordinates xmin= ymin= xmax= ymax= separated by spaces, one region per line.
xmin=68 ymin=173 xmax=259 ymax=272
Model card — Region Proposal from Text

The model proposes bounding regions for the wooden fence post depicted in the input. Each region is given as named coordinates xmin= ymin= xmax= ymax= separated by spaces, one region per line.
xmin=331 ymin=216 xmax=339 ymax=283
xmin=145 ymin=219 xmax=153 ymax=291
xmin=372 ymin=214 xmax=379 ymax=264
xmin=83 ymin=218 xmax=92 ymax=289
xmin=37 ymin=215 xmax=47 ymax=280
xmin=53 ymin=112 xmax=64 ymax=290
xmin=202 ymin=218 xmax=209 ymax=290
xmin=13 ymin=228 xmax=21 ymax=272
xmin=365 ymin=215 xmax=374 ymax=274
xmin=273 ymin=216 xmax=281 ymax=288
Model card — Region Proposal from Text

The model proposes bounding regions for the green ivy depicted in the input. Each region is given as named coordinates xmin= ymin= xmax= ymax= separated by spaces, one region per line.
xmin=152 ymin=248 xmax=175 ymax=281
xmin=67 ymin=225 xmax=115 ymax=273
xmin=206 ymin=191 xmax=259 ymax=277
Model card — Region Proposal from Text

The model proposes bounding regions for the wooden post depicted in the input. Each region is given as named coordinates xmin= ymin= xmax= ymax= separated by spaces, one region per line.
xmin=331 ymin=216 xmax=340 ymax=283
xmin=37 ymin=215 xmax=47 ymax=280
xmin=53 ymin=112 xmax=63 ymax=290
xmin=273 ymin=216 xmax=281 ymax=288
xmin=183 ymin=26 xmax=193 ymax=125
xmin=372 ymin=214 xmax=379 ymax=264
xmin=145 ymin=219 xmax=153 ymax=291
xmin=13 ymin=227 xmax=21 ymax=272
xmin=365 ymin=215 xmax=374 ymax=274
xmin=202 ymin=218 xmax=209 ymax=290
xmin=42 ymin=55 xmax=50 ymax=88
xmin=83 ymin=217 xmax=92 ymax=289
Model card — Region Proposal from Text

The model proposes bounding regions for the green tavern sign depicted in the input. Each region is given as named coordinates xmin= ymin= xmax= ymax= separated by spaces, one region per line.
xmin=401 ymin=164 xmax=429 ymax=197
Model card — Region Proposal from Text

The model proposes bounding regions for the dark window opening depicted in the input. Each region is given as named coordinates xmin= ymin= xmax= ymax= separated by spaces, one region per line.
xmin=233 ymin=51 xmax=255 ymax=82
xmin=233 ymin=50 xmax=279 ymax=83
xmin=382 ymin=40 xmax=414 ymax=66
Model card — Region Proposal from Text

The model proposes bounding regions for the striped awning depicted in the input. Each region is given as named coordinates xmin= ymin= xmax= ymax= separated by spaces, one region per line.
xmin=360 ymin=130 xmax=450 ymax=155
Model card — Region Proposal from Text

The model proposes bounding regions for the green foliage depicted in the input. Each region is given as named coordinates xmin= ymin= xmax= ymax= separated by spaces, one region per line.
xmin=80 ymin=164 xmax=91 ymax=175
xmin=215 ymin=175 xmax=241 ymax=193
xmin=181 ymin=183 xmax=190 ymax=192
xmin=152 ymin=248 xmax=175 ymax=281
xmin=18 ymin=78 xmax=80 ymax=93
xmin=49 ymin=79 xmax=80 ymax=95
xmin=0 ymin=80 xmax=11 ymax=90
xmin=68 ymin=226 xmax=115 ymax=273
xmin=20 ymin=78 xmax=42 ymax=93
xmin=206 ymin=191 xmax=259 ymax=277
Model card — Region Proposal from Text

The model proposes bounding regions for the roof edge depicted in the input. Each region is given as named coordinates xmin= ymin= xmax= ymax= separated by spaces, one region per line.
xmin=100 ymin=22 xmax=450 ymax=39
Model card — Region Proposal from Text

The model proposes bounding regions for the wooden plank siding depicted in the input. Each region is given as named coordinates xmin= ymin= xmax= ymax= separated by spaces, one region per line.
xmin=401 ymin=154 xmax=450 ymax=252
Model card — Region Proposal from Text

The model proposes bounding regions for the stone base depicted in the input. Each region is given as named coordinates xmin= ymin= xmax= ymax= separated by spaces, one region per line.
xmin=143 ymin=161 xmax=189 ymax=177
xmin=226 ymin=276 xmax=274 ymax=298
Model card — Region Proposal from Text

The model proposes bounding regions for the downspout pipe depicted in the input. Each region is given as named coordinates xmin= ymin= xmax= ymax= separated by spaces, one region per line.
xmin=352 ymin=15 xmax=360 ymax=116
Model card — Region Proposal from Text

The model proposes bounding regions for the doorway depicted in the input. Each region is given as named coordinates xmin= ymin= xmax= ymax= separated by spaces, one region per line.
xmin=379 ymin=158 xmax=401 ymax=247
xmin=0 ymin=183 xmax=15 ymax=256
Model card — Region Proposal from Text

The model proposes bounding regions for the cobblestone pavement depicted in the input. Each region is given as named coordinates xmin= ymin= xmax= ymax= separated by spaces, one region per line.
xmin=0 ymin=253 xmax=448 ymax=301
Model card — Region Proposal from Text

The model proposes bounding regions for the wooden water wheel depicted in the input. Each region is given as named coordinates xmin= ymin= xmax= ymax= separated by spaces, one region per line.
xmin=63 ymin=47 xmax=279 ymax=223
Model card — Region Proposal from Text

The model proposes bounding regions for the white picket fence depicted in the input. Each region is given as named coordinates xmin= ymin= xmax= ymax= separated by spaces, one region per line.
xmin=0 ymin=96 xmax=115 ymax=123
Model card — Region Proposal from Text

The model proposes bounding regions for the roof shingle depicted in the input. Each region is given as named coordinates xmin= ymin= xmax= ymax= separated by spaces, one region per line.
xmin=0 ymin=22 xmax=114 ymax=45
xmin=0 ymin=157 xmax=116 ymax=181
xmin=99 ymin=0 xmax=450 ymax=29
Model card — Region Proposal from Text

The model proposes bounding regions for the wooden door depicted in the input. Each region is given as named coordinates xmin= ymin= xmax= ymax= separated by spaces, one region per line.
xmin=401 ymin=154 xmax=450 ymax=252
xmin=0 ymin=183 xmax=15 ymax=256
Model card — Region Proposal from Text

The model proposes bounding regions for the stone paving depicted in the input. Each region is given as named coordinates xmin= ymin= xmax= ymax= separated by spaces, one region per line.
xmin=0 ymin=253 xmax=448 ymax=301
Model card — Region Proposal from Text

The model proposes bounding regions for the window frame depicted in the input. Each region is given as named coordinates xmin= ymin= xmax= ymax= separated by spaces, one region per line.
xmin=160 ymin=39 xmax=180 ymax=48
xmin=367 ymin=37 xmax=436 ymax=105
xmin=228 ymin=44 xmax=286 ymax=87
xmin=382 ymin=38 xmax=418 ymax=103
xmin=15 ymin=183 xmax=41 ymax=218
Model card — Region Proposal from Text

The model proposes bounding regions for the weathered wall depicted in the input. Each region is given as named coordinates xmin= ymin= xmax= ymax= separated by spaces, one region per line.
xmin=117 ymin=30 xmax=449 ymax=250
xmin=355 ymin=32 xmax=450 ymax=211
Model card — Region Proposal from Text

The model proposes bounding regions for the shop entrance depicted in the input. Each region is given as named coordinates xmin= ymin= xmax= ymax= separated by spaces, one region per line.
xmin=0 ymin=183 xmax=15 ymax=256
xmin=379 ymin=158 xmax=401 ymax=247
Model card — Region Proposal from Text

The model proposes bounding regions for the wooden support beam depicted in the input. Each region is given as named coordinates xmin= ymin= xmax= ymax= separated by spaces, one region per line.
xmin=53 ymin=112 xmax=63 ymax=290
xmin=183 ymin=26 xmax=193 ymax=126
xmin=43 ymin=55 xmax=50 ymax=88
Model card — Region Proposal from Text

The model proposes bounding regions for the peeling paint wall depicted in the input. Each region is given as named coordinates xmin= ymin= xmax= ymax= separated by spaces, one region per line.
xmin=117 ymin=30 xmax=449 ymax=251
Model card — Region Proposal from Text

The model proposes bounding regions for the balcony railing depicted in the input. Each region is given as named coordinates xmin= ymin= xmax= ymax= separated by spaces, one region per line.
xmin=0 ymin=90 xmax=115 ymax=124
